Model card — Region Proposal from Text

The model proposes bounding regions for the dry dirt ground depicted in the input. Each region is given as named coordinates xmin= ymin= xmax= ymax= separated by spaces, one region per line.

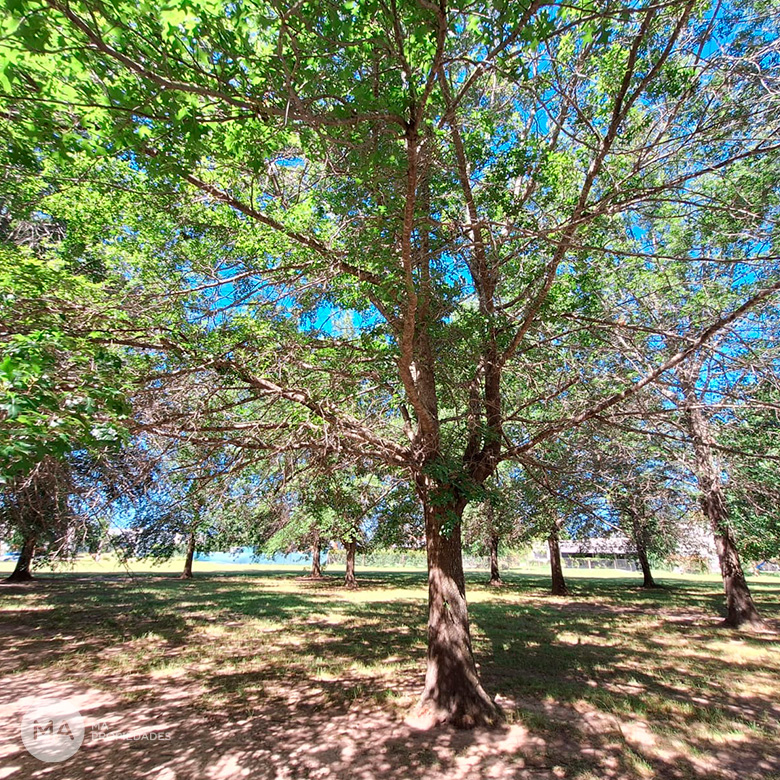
xmin=0 ymin=569 xmax=778 ymax=780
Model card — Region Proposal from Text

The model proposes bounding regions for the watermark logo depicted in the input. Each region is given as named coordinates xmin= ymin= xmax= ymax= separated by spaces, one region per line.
xmin=21 ymin=699 xmax=84 ymax=763
xmin=90 ymin=721 xmax=172 ymax=742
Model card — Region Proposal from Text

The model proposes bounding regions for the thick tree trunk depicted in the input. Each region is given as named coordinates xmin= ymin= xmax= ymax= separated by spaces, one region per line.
xmin=684 ymin=384 xmax=762 ymax=627
xmin=4 ymin=535 xmax=36 ymax=583
xmin=629 ymin=510 xmax=658 ymax=588
xmin=418 ymin=499 xmax=499 ymax=728
xmin=344 ymin=540 xmax=357 ymax=588
xmin=310 ymin=534 xmax=323 ymax=579
xmin=637 ymin=544 xmax=657 ymax=589
xmin=181 ymin=532 xmax=196 ymax=579
xmin=488 ymin=533 xmax=501 ymax=586
xmin=548 ymin=527 xmax=568 ymax=596
xmin=713 ymin=528 xmax=761 ymax=627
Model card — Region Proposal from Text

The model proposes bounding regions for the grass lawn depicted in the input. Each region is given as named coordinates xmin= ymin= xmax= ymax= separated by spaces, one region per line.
xmin=0 ymin=563 xmax=778 ymax=780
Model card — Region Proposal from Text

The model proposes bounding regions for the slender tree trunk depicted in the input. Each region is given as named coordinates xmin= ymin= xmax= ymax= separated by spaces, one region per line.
xmin=344 ymin=540 xmax=357 ymax=589
xmin=4 ymin=535 xmax=36 ymax=583
xmin=684 ymin=384 xmax=762 ymax=627
xmin=92 ymin=533 xmax=105 ymax=562
xmin=548 ymin=526 xmax=568 ymax=596
xmin=629 ymin=510 xmax=658 ymax=588
xmin=418 ymin=498 xmax=499 ymax=728
xmin=488 ymin=532 xmax=501 ymax=586
xmin=310 ymin=533 xmax=323 ymax=579
xmin=181 ymin=531 xmax=196 ymax=579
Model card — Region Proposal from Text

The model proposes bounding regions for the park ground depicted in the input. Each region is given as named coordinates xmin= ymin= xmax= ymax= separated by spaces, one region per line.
xmin=0 ymin=561 xmax=778 ymax=780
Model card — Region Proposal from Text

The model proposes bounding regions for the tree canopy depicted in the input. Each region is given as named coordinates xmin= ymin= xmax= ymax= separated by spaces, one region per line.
xmin=2 ymin=0 xmax=779 ymax=724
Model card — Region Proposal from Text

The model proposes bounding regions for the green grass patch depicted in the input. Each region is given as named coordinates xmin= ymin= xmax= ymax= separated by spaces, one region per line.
xmin=1 ymin=566 xmax=778 ymax=779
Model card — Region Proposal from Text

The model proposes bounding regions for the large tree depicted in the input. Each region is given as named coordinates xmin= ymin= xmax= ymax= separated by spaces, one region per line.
xmin=3 ymin=0 xmax=780 ymax=724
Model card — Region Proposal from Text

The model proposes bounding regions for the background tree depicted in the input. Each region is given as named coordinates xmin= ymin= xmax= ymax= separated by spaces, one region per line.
xmin=594 ymin=429 xmax=693 ymax=588
xmin=124 ymin=446 xmax=259 ymax=579
xmin=263 ymin=489 xmax=330 ymax=580
xmin=0 ymin=448 xmax=142 ymax=582
xmin=723 ymin=382 xmax=780 ymax=567
xmin=322 ymin=468 xmax=393 ymax=589
xmin=0 ymin=176 xmax=142 ymax=575
xmin=1 ymin=456 xmax=69 ymax=581
xmin=463 ymin=464 xmax=544 ymax=585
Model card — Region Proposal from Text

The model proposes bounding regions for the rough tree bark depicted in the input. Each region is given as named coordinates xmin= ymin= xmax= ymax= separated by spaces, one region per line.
xmin=548 ymin=524 xmax=568 ymax=596
xmin=488 ymin=532 xmax=501 ymax=586
xmin=629 ymin=509 xmax=658 ymax=589
xmin=417 ymin=498 xmax=500 ymax=728
xmin=344 ymin=540 xmax=357 ymax=589
xmin=683 ymin=381 xmax=762 ymax=627
xmin=4 ymin=535 xmax=36 ymax=583
xmin=636 ymin=542 xmax=657 ymax=589
xmin=181 ymin=531 xmax=196 ymax=579
xmin=310 ymin=533 xmax=323 ymax=579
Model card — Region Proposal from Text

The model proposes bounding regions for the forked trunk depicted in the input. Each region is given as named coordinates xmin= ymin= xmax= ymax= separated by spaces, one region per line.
xmin=488 ymin=533 xmax=501 ymax=586
xmin=4 ymin=535 xmax=35 ymax=583
xmin=344 ymin=540 xmax=357 ymax=589
xmin=418 ymin=499 xmax=499 ymax=728
xmin=630 ymin=510 xmax=658 ymax=588
xmin=181 ymin=531 xmax=196 ymax=579
xmin=310 ymin=534 xmax=323 ymax=579
xmin=684 ymin=382 xmax=762 ymax=627
xmin=548 ymin=527 xmax=568 ymax=596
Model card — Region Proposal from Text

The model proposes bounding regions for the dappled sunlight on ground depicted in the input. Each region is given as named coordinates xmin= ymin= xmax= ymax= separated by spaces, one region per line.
xmin=1 ymin=570 xmax=778 ymax=779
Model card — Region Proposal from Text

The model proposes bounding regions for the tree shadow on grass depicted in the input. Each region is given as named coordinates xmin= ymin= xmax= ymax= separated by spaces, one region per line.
xmin=1 ymin=572 xmax=778 ymax=780
xmin=468 ymin=588 xmax=780 ymax=780
xmin=0 ymin=576 xmax=318 ymax=678
xmin=3 ymin=662 xmax=773 ymax=780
